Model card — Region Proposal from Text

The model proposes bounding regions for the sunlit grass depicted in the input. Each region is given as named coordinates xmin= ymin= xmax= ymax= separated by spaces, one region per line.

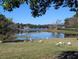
xmin=0 ymin=38 xmax=77 ymax=59
xmin=45 ymin=29 xmax=78 ymax=34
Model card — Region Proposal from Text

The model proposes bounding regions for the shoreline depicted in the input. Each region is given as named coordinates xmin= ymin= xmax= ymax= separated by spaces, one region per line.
xmin=1 ymin=38 xmax=77 ymax=43
xmin=43 ymin=29 xmax=78 ymax=34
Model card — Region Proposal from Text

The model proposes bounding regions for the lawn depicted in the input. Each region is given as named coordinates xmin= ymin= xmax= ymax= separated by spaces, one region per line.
xmin=45 ymin=29 xmax=78 ymax=34
xmin=0 ymin=38 xmax=78 ymax=59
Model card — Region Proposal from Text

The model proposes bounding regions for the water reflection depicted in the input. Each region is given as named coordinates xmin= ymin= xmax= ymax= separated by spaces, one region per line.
xmin=15 ymin=32 xmax=77 ymax=40
xmin=51 ymin=32 xmax=64 ymax=38
xmin=64 ymin=34 xmax=78 ymax=38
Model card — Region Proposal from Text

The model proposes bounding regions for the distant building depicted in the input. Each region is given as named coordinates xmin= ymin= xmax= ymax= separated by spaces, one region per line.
xmin=24 ymin=26 xmax=30 ymax=30
xmin=48 ymin=24 xmax=64 ymax=30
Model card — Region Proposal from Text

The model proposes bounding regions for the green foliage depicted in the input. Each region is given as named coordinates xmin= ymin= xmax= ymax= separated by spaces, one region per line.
xmin=0 ymin=14 xmax=13 ymax=29
xmin=16 ymin=23 xmax=48 ymax=28
xmin=64 ymin=13 xmax=78 ymax=28
xmin=0 ymin=0 xmax=78 ymax=17
xmin=0 ymin=14 xmax=16 ymax=41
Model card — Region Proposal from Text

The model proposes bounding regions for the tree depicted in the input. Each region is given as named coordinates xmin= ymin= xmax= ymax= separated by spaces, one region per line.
xmin=0 ymin=0 xmax=78 ymax=17
xmin=0 ymin=14 xmax=16 ymax=41
xmin=64 ymin=13 xmax=78 ymax=28
xmin=55 ymin=20 xmax=62 ymax=30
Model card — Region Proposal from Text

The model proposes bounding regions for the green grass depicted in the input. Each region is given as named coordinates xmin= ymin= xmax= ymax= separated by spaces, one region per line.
xmin=45 ymin=29 xmax=78 ymax=34
xmin=61 ymin=30 xmax=78 ymax=34
xmin=0 ymin=38 xmax=78 ymax=59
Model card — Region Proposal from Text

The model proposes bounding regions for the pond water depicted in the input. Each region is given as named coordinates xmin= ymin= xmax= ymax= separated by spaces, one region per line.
xmin=15 ymin=32 xmax=69 ymax=40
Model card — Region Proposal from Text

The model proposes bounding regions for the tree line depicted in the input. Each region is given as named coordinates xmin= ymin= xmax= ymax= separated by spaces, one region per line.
xmin=16 ymin=23 xmax=49 ymax=29
xmin=64 ymin=13 xmax=78 ymax=28
xmin=0 ymin=14 xmax=17 ymax=41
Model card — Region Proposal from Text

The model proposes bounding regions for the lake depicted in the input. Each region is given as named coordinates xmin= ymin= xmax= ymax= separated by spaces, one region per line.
xmin=15 ymin=32 xmax=77 ymax=40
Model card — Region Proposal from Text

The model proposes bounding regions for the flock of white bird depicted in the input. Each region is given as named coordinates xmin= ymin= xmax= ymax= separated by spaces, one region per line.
xmin=0 ymin=39 xmax=72 ymax=46
xmin=38 ymin=40 xmax=72 ymax=46
xmin=56 ymin=41 xmax=72 ymax=46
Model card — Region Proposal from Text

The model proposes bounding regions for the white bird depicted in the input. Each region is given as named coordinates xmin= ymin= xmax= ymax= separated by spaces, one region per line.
xmin=0 ymin=41 xmax=2 ymax=43
xmin=56 ymin=42 xmax=65 ymax=46
xmin=67 ymin=42 xmax=72 ymax=46
xmin=56 ymin=42 xmax=62 ymax=46
xmin=56 ymin=43 xmax=60 ymax=46
xmin=38 ymin=40 xmax=43 ymax=43
xmin=29 ymin=38 xmax=32 ymax=42
xmin=59 ymin=42 xmax=62 ymax=44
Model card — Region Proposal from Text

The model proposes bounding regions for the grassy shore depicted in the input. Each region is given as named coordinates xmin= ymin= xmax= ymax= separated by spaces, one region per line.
xmin=44 ymin=29 xmax=78 ymax=34
xmin=0 ymin=38 xmax=77 ymax=59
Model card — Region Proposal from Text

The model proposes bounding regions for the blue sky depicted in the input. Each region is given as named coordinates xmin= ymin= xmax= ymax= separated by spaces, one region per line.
xmin=0 ymin=3 xmax=75 ymax=25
